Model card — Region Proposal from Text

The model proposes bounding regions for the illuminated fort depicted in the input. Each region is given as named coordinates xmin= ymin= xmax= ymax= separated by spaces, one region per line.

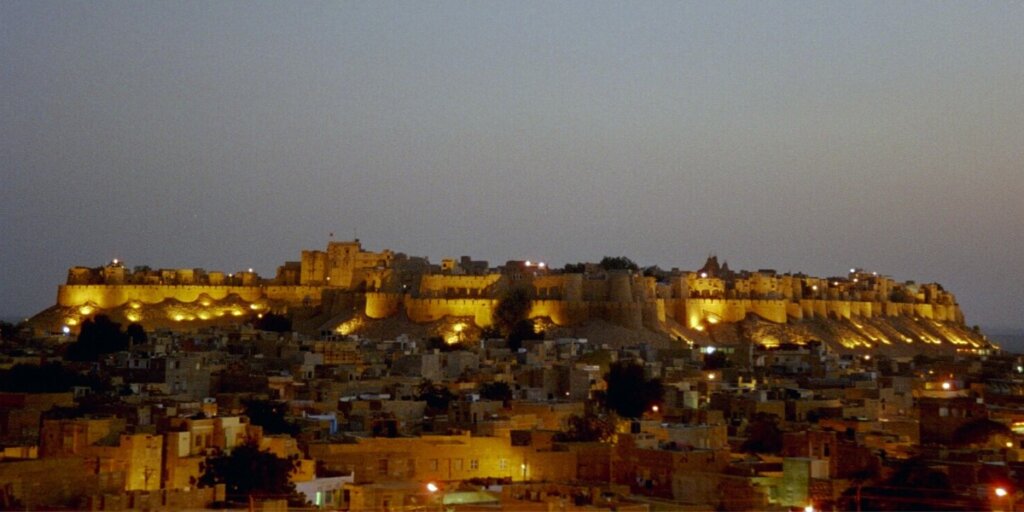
xmin=36 ymin=240 xmax=988 ymax=351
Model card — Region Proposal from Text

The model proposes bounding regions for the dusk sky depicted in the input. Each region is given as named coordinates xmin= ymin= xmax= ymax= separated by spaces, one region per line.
xmin=2 ymin=1 xmax=1022 ymax=331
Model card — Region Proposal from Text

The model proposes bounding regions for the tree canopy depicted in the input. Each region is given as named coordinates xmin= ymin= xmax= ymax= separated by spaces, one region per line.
xmin=553 ymin=413 xmax=615 ymax=443
xmin=598 ymin=256 xmax=639 ymax=272
xmin=417 ymin=380 xmax=455 ymax=416
xmin=65 ymin=315 xmax=144 ymax=361
xmin=0 ymin=362 xmax=99 ymax=393
xmin=199 ymin=441 xmax=300 ymax=505
xmin=739 ymin=413 xmax=783 ymax=454
xmin=493 ymin=288 xmax=535 ymax=351
xmin=603 ymin=360 xmax=663 ymax=418
xmin=479 ymin=381 xmax=513 ymax=403
xmin=253 ymin=313 xmax=292 ymax=333
xmin=243 ymin=399 xmax=300 ymax=436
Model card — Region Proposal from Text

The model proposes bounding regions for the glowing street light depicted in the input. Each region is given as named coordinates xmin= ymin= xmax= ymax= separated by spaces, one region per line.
xmin=805 ymin=505 xmax=816 ymax=512
xmin=942 ymin=381 xmax=952 ymax=391
xmin=426 ymin=482 xmax=439 ymax=493
xmin=995 ymin=487 xmax=1008 ymax=498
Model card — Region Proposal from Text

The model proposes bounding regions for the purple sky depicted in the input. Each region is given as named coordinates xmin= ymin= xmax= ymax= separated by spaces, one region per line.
xmin=2 ymin=1 xmax=1022 ymax=330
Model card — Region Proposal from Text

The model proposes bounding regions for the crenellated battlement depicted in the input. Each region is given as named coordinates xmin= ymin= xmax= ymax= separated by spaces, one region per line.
xmin=40 ymin=244 xmax=971 ymax=347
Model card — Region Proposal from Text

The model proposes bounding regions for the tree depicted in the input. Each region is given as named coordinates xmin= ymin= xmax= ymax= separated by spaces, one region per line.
xmin=125 ymin=323 xmax=147 ymax=346
xmin=843 ymin=456 xmax=983 ymax=511
xmin=0 ymin=321 xmax=19 ymax=341
xmin=417 ymin=380 xmax=455 ymax=416
xmin=951 ymin=418 xmax=1013 ymax=447
xmin=243 ymin=399 xmax=299 ymax=436
xmin=493 ymin=288 xmax=535 ymax=351
xmin=562 ymin=262 xmax=586 ymax=273
xmin=740 ymin=413 xmax=783 ymax=454
xmin=603 ymin=360 xmax=663 ymax=418
xmin=198 ymin=440 xmax=300 ymax=505
xmin=479 ymin=382 xmax=513 ymax=403
xmin=554 ymin=414 xmax=615 ymax=443
xmin=598 ymin=256 xmax=639 ymax=272
xmin=0 ymin=363 xmax=98 ymax=393
xmin=702 ymin=350 xmax=729 ymax=370
xmin=493 ymin=288 xmax=530 ymax=334
xmin=65 ymin=315 xmax=131 ymax=361
xmin=506 ymin=319 xmax=536 ymax=352
xmin=253 ymin=313 xmax=292 ymax=333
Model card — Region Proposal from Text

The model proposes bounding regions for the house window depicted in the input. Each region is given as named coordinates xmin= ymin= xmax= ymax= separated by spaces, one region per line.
xmin=939 ymin=407 xmax=949 ymax=417
xmin=470 ymin=459 xmax=479 ymax=470
xmin=498 ymin=458 xmax=508 ymax=470
xmin=429 ymin=459 xmax=438 ymax=471
xmin=823 ymin=443 xmax=831 ymax=457
xmin=378 ymin=459 xmax=388 ymax=475
xmin=453 ymin=459 xmax=463 ymax=471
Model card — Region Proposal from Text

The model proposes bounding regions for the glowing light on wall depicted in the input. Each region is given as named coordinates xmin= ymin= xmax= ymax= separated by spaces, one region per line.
xmin=79 ymin=305 xmax=94 ymax=315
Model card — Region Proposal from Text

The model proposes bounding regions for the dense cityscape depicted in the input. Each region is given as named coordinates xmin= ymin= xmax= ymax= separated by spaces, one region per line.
xmin=0 ymin=241 xmax=1020 ymax=511
xmin=4 ymin=2 xmax=1023 ymax=511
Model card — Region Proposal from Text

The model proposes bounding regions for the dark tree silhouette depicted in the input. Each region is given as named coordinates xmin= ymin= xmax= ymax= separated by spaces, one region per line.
xmin=493 ymin=288 xmax=530 ymax=334
xmin=479 ymin=382 xmax=513 ymax=403
xmin=603 ymin=360 xmax=663 ymax=418
xmin=125 ymin=323 xmax=147 ymax=346
xmin=740 ymin=413 xmax=783 ymax=454
xmin=951 ymin=418 xmax=1012 ymax=447
xmin=842 ymin=456 xmax=982 ymax=511
xmin=0 ymin=363 xmax=98 ymax=393
xmin=65 ymin=315 xmax=133 ymax=361
xmin=493 ymin=288 xmax=535 ymax=351
xmin=0 ymin=321 xmax=19 ymax=341
xmin=506 ymin=319 xmax=536 ymax=352
xmin=598 ymin=256 xmax=639 ymax=272
xmin=253 ymin=313 xmax=292 ymax=333
xmin=562 ymin=262 xmax=586 ymax=273
xmin=243 ymin=399 xmax=299 ymax=436
xmin=702 ymin=350 xmax=729 ymax=370
xmin=199 ymin=441 xmax=300 ymax=505
xmin=417 ymin=380 xmax=455 ymax=415
xmin=554 ymin=414 xmax=615 ymax=443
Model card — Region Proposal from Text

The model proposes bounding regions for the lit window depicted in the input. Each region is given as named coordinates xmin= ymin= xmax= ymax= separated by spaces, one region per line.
xmin=499 ymin=458 xmax=508 ymax=470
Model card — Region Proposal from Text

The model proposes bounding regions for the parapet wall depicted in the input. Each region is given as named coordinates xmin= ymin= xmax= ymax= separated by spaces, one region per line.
xmin=55 ymin=281 xmax=965 ymax=333
xmin=57 ymin=284 xmax=325 ymax=309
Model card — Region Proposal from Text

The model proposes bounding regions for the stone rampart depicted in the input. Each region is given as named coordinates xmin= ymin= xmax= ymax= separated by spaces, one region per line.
xmin=57 ymin=284 xmax=266 ymax=309
xmin=418 ymin=274 xmax=501 ymax=297
xmin=403 ymin=297 xmax=497 ymax=327
xmin=365 ymin=292 xmax=403 ymax=319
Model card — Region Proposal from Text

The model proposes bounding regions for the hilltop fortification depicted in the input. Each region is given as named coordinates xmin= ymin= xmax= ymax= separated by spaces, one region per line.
xmin=31 ymin=240 xmax=989 ymax=353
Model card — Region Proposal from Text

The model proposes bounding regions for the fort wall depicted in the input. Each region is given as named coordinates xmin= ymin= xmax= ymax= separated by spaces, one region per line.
xmin=403 ymin=298 xmax=497 ymax=327
xmin=57 ymin=285 xmax=265 ymax=309
xmin=418 ymin=274 xmax=501 ymax=297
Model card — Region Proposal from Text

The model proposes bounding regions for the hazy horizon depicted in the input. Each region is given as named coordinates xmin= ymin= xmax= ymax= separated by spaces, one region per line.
xmin=3 ymin=1 xmax=1022 ymax=330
